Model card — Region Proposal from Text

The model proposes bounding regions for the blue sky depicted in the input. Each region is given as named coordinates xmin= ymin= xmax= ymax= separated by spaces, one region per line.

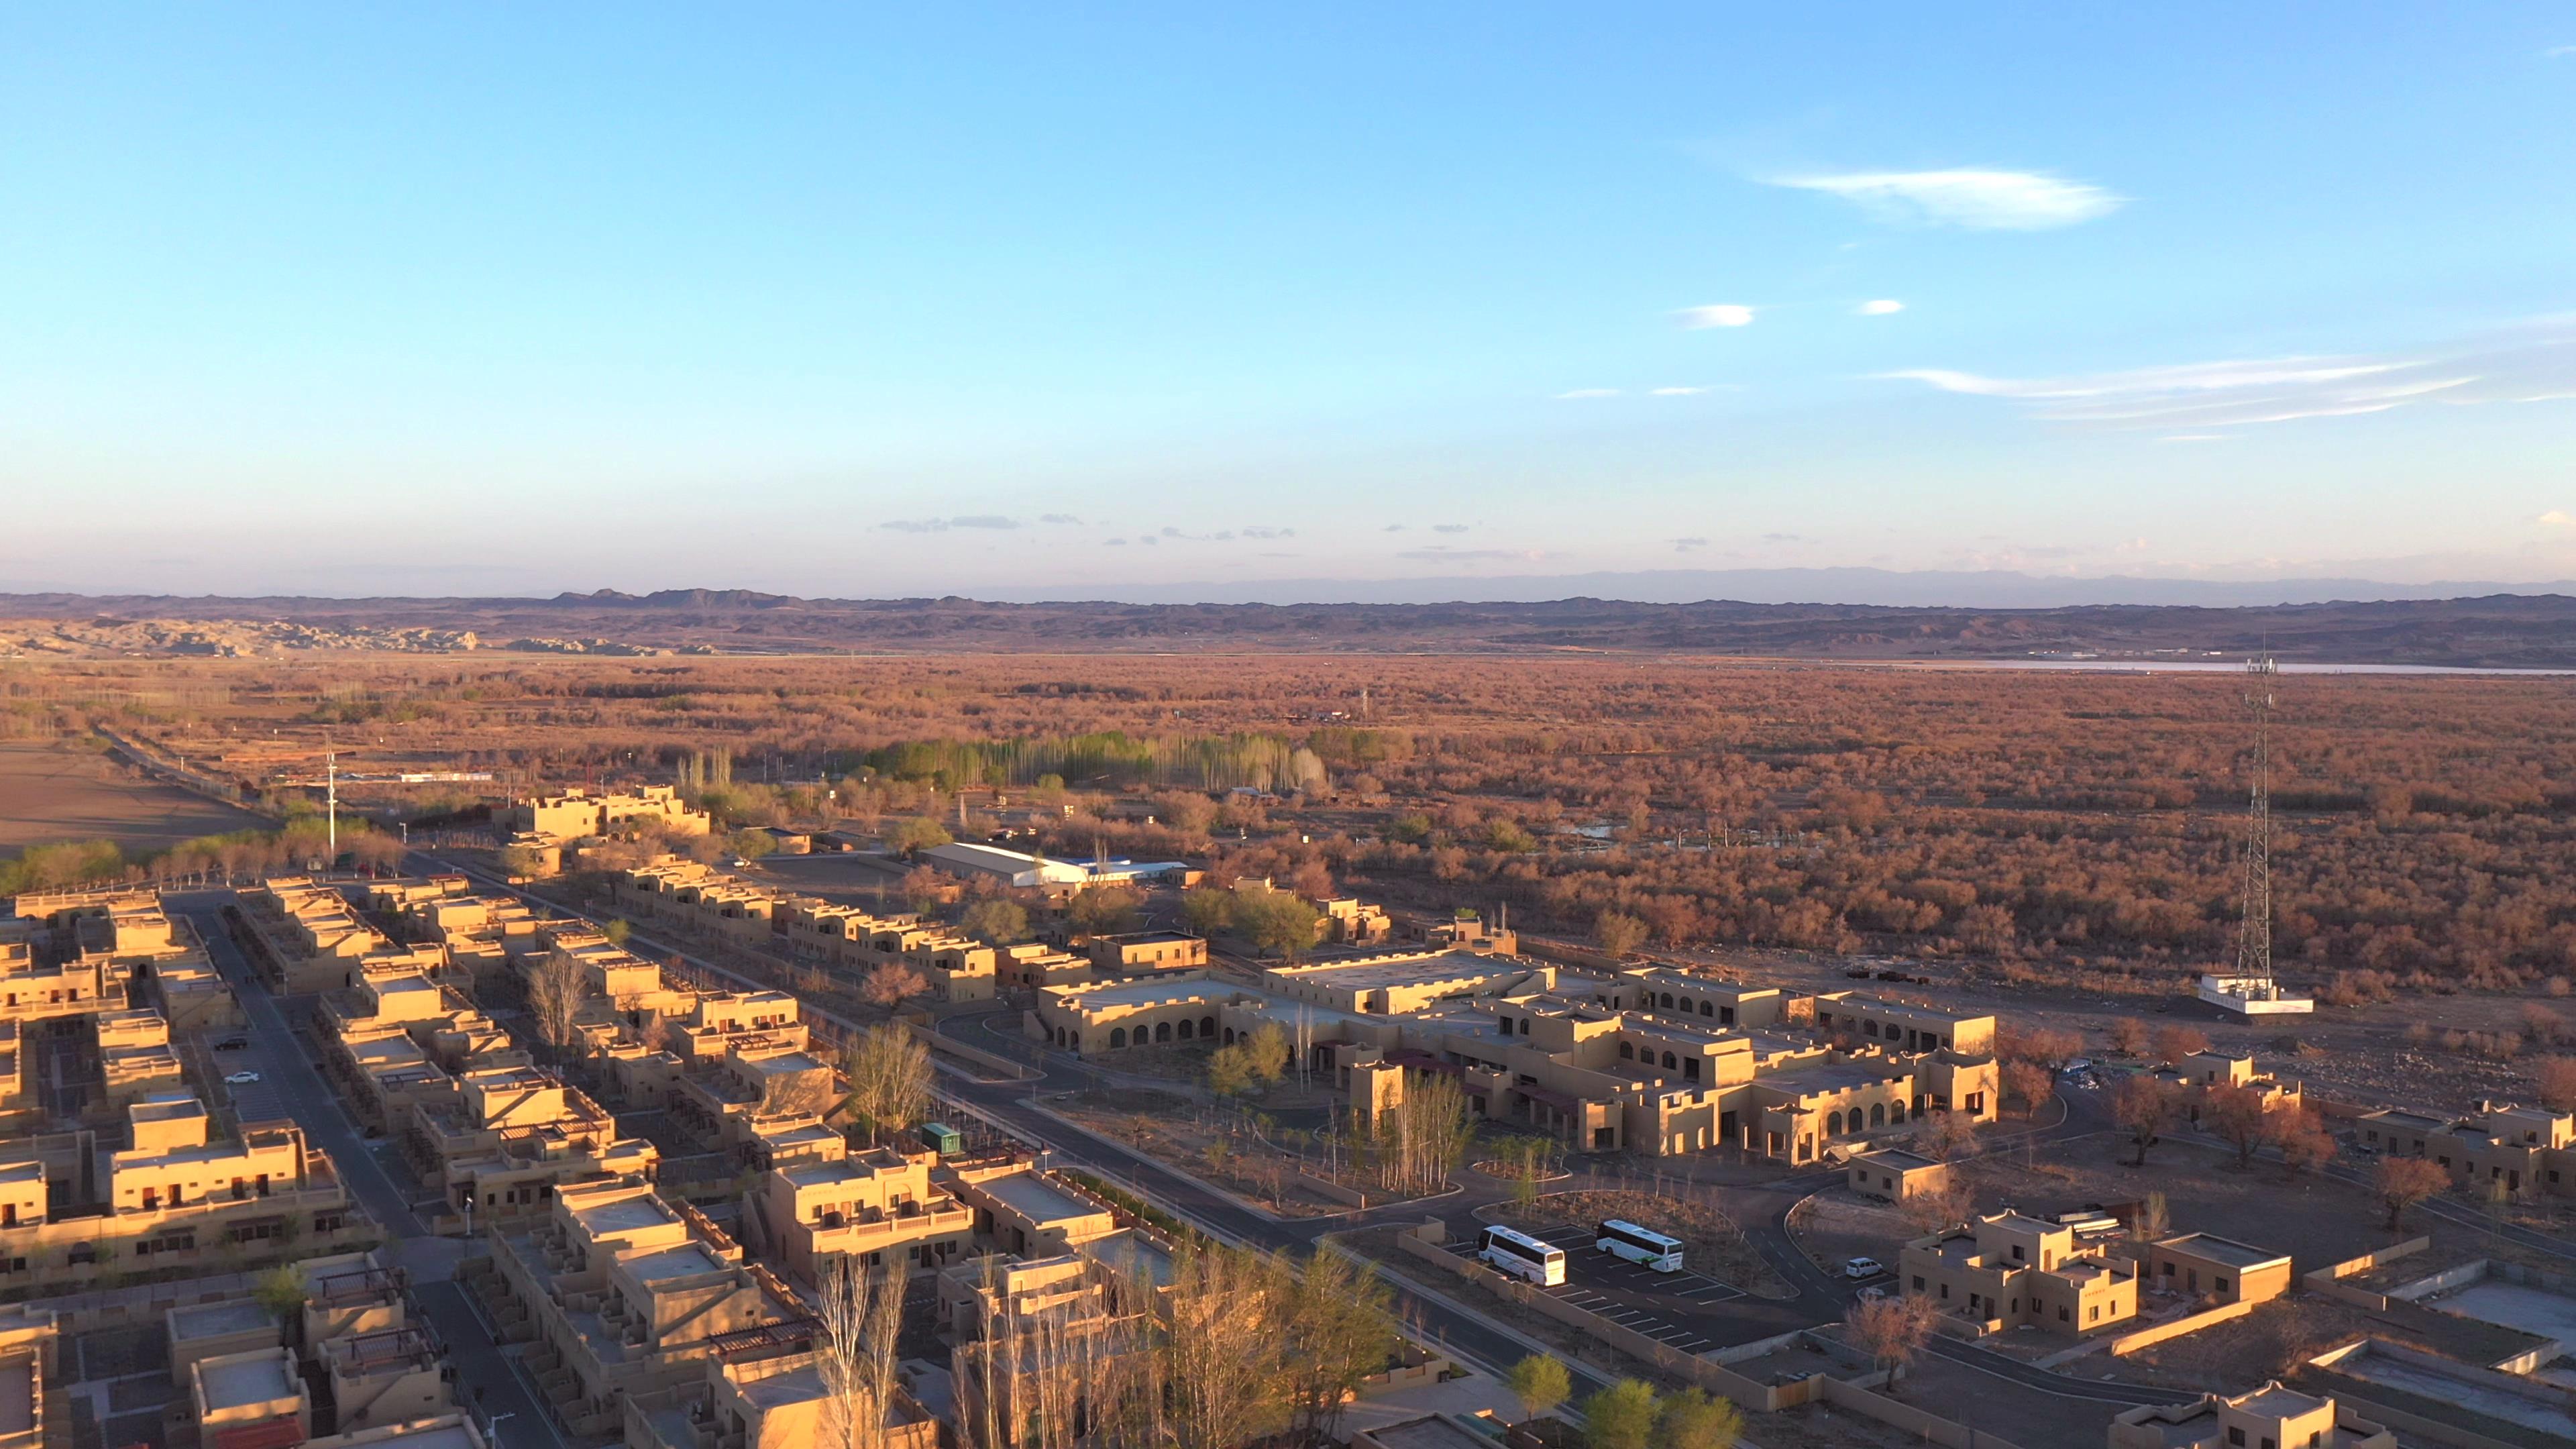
xmin=5 ymin=5 xmax=2574 ymax=598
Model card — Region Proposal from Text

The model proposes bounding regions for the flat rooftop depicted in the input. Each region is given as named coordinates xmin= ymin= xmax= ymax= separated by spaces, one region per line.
xmin=574 ymin=1195 xmax=679 ymax=1236
xmin=1055 ymin=977 xmax=1223 ymax=1010
xmin=1761 ymin=1059 xmax=1902 ymax=1093
xmin=1364 ymin=1415 xmax=1495 ymax=1449
xmin=2363 ymin=1110 xmax=2451 ymax=1132
xmin=977 ymin=1171 xmax=1099 ymax=1225
xmin=172 ymin=1299 xmax=276 ymax=1341
xmin=2234 ymin=1384 xmax=2331 ymax=1419
xmin=1269 ymin=951 xmax=1532 ymax=991
xmin=199 ymin=1352 xmax=296 ymax=1411
xmin=2158 ymin=1233 xmax=2288 ymax=1269
xmin=738 ymin=1361 xmax=828 ymax=1410
xmin=619 ymin=1242 xmax=729 ymax=1284
xmin=1854 ymin=1148 xmax=1941 ymax=1171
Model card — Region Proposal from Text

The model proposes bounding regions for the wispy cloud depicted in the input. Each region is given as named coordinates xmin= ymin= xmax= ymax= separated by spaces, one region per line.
xmin=1383 ymin=524 xmax=1407 ymax=533
xmin=1038 ymin=513 xmax=1083 ymax=525
xmin=1240 ymin=525 xmax=1296 ymax=540
xmin=2157 ymin=433 xmax=2231 ymax=443
xmin=2548 ymin=44 xmax=2576 ymax=57
xmin=1677 ymin=304 xmax=1754 ymax=329
xmin=881 ymin=515 xmax=1019 ymax=533
xmin=2540 ymin=511 xmax=2576 ymax=528
xmin=1671 ymin=537 xmax=1709 ymax=553
xmin=1433 ymin=523 xmax=1470 ymax=535
xmin=1395 ymin=546 xmax=1556 ymax=564
xmin=1555 ymin=388 xmax=1620 ymax=399
xmin=1775 ymin=169 xmax=2123 ymax=229
xmin=1763 ymin=532 xmax=1804 ymax=543
xmin=1879 ymin=319 xmax=2576 ymax=429
xmin=1857 ymin=299 xmax=1905 ymax=316
xmin=1651 ymin=386 xmax=1713 ymax=396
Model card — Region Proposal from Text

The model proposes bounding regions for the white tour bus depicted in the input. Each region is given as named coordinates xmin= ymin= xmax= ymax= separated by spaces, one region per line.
xmin=1596 ymin=1219 xmax=1686 ymax=1272
xmin=1478 ymin=1224 xmax=1566 ymax=1285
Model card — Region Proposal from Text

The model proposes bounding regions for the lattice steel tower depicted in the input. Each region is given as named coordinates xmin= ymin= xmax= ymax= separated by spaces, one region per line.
xmin=2236 ymin=656 xmax=2278 ymax=978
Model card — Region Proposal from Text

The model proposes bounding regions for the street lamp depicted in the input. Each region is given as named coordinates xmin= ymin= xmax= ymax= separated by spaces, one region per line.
xmin=482 ymin=1410 xmax=515 ymax=1446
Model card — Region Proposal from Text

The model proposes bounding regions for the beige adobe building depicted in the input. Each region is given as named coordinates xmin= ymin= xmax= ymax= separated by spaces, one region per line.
xmin=237 ymin=878 xmax=445 ymax=995
xmin=402 ymin=1065 xmax=657 ymax=1224
xmin=510 ymin=786 xmax=712 ymax=845
xmin=1848 ymin=1147 xmax=1950 ymax=1203
xmin=0 ymin=1305 xmax=51 ymax=1449
xmin=2159 ymin=1051 xmax=2305 ymax=1117
xmin=2110 ymin=1383 xmax=2394 ymax=1449
xmin=480 ymin=1179 xmax=806 ymax=1439
xmin=0 ymin=1090 xmax=364 ymax=1291
xmin=2356 ymin=1099 xmax=2576 ymax=1198
xmin=1081 ymin=930 xmax=1209 ymax=975
xmin=1031 ymin=955 xmax=1997 ymax=1161
xmin=1900 ymin=1212 xmax=2138 ymax=1334
xmin=745 ymin=1139 xmax=975 ymax=1284
xmin=625 ymin=1325 xmax=938 ymax=1449
xmin=2146 ymin=1233 xmax=2293 ymax=1304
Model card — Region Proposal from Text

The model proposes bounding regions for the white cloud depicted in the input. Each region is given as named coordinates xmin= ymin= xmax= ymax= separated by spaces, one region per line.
xmin=2548 ymin=44 xmax=2576 ymax=57
xmin=1678 ymin=304 xmax=1754 ymax=329
xmin=2540 ymin=511 xmax=2576 ymax=527
xmin=1555 ymin=388 xmax=1620 ymax=399
xmin=1775 ymin=169 xmax=2123 ymax=229
xmin=1857 ymin=299 xmax=1905 ymax=316
xmin=1877 ymin=319 xmax=2576 ymax=429
xmin=2157 ymin=433 xmax=2231 ymax=443
xmin=1651 ymin=386 xmax=1711 ymax=396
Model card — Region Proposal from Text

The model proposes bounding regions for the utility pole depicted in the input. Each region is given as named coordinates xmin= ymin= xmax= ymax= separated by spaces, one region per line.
xmin=327 ymin=747 xmax=339 ymax=859
xmin=2237 ymin=656 xmax=2277 ymax=980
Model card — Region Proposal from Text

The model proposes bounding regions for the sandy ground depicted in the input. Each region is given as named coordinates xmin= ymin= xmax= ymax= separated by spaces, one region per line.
xmin=0 ymin=740 xmax=264 ymax=856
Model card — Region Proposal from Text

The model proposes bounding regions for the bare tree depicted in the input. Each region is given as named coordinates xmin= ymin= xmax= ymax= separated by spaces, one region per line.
xmin=863 ymin=962 xmax=930 ymax=1010
xmin=1375 ymin=1073 xmax=1473 ymax=1195
xmin=837 ymin=1026 xmax=932 ymax=1142
xmin=1898 ymin=1177 xmax=1975 ymax=1236
xmin=1911 ymin=1109 xmax=1978 ymax=1162
xmin=1844 ymin=1293 xmax=1940 ymax=1393
xmin=1161 ymin=1244 xmax=1289 ymax=1449
xmin=815 ymin=1255 xmax=907 ymax=1449
xmin=527 ymin=952 xmax=587 ymax=1063
xmin=2151 ymin=1023 xmax=2210 ymax=1064
xmin=2112 ymin=1075 xmax=2177 ymax=1166
xmin=2376 ymin=1157 xmax=2450 ymax=1230
xmin=2127 ymin=1190 xmax=2169 ymax=1244
xmin=2205 ymin=1083 xmax=2277 ymax=1169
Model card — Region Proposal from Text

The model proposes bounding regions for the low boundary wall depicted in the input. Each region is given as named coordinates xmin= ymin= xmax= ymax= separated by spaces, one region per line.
xmin=2302 ymin=1236 xmax=2432 ymax=1311
xmin=2106 ymin=1299 xmax=2257 ymax=1356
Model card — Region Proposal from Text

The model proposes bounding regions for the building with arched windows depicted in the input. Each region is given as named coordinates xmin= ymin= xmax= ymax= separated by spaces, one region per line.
xmin=1025 ymin=953 xmax=1998 ymax=1163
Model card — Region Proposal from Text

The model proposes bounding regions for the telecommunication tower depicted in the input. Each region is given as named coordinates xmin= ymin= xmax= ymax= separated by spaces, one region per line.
xmin=2235 ymin=656 xmax=2277 ymax=979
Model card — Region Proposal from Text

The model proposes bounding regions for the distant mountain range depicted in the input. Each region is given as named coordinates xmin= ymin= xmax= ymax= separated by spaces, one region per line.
xmin=975 ymin=568 xmax=2576 ymax=609
xmin=6 ymin=583 xmax=2576 ymax=665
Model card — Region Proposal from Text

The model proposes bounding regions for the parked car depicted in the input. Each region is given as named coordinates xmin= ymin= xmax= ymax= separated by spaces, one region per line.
xmin=1843 ymin=1256 xmax=1884 ymax=1280
xmin=223 ymin=1071 xmax=262 ymax=1085
xmin=212 ymin=1037 xmax=249 ymax=1052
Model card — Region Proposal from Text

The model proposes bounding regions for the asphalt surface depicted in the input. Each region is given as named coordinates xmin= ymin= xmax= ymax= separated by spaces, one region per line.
xmin=170 ymin=893 xmax=566 ymax=1449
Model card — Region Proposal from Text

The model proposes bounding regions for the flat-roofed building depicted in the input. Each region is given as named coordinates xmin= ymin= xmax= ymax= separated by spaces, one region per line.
xmin=1813 ymin=994 xmax=1995 ymax=1057
xmin=1616 ymin=967 xmax=1794 ymax=1030
xmin=145 ymin=955 xmax=246 ymax=1034
xmin=1901 ymin=1212 xmax=2137 ymax=1335
xmin=1081 ymin=930 xmax=1209 ymax=975
xmin=486 ymin=1180 xmax=805 ymax=1438
xmin=1849 ymin=1147 xmax=1951 ymax=1203
xmin=192 ymin=1346 xmax=309 ymax=1446
xmin=945 ymin=1161 xmax=1121 ymax=1256
xmin=237 ymin=877 xmax=446 ymax=995
xmin=998 ymin=943 xmax=1093 ymax=992
xmin=672 ymin=1041 xmax=839 ymax=1152
xmin=511 ymin=786 xmax=712 ymax=845
xmin=753 ymin=1144 xmax=973 ymax=1283
xmin=2356 ymin=1099 xmax=2576 ymax=1198
xmin=404 ymin=1067 xmax=656 ymax=1223
xmin=625 ymin=1328 xmax=938 ymax=1449
xmin=169 ymin=1298 xmax=282 ymax=1389
xmin=2110 ymin=1383 xmax=2392 ymax=1449
xmin=0 ymin=1305 xmax=50 ymax=1449
xmin=319 ymin=1325 xmax=449 ymax=1432
xmin=2147 ymin=1233 xmax=2293 ymax=1304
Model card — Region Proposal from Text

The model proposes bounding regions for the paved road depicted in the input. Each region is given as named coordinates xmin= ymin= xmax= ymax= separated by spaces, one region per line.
xmin=388 ymin=854 xmax=2220 ymax=1411
xmin=168 ymin=894 xmax=574 ymax=1449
